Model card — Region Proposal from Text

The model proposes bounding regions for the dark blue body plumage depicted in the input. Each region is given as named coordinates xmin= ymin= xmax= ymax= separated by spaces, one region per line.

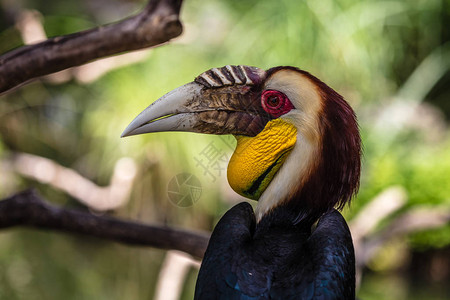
xmin=194 ymin=202 xmax=355 ymax=300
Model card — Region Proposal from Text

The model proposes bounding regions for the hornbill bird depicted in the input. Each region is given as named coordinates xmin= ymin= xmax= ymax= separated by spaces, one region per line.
xmin=122 ymin=65 xmax=361 ymax=299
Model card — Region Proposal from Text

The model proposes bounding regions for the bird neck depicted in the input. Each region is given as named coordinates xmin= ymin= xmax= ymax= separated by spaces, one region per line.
xmin=255 ymin=129 xmax=319 ymax=222
xmin=254 ymin=202 xmax=314 ymax=239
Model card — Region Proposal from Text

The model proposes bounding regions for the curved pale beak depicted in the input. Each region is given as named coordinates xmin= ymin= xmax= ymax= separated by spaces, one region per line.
xmin=121 ymin=82 xmax=205 ymax=137
xmin=121 ymin=78 xmax=271 ymax=138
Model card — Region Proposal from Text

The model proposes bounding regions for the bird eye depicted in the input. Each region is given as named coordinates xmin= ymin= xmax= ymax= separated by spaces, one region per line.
xmin=261 ymin=90 xmax=294 ymax=118
xmin=267 ymin=96 xmax=280 ymax=108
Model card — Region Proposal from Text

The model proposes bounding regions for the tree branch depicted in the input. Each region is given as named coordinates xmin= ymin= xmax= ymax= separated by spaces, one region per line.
xmin=0 ymin=189 xmax=209 ymax=259
xmin=357 ymin=207 xmax=450 ymax=267
xmin=8 ymin=152 xmax=138 ymax=211
xmin=0 ymin=0 xmax=184 ymax=94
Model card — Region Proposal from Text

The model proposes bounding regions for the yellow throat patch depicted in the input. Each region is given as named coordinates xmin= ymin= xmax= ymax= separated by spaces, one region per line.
xmin=227 ymin=119 xmax=297 ymax=200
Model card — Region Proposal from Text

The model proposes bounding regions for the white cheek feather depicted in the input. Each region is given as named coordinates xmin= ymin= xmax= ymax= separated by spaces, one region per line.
xmin=255 ymin=69 xmax=323 ymax=222
xmin=255 ymin=128 xmax=318 ymax=221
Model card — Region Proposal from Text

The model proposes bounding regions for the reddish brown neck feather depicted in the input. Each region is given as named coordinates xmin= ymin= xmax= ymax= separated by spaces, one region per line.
xmin=269 ymin=68 xmax=361 ymax=225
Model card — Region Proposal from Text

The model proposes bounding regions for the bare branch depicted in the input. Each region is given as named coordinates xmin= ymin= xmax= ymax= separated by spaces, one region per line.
xmin=14 ymin=8 xmax=151 ymax=84
xmin=9 ymin=152 xmax=137 ymax=211
xmin=0 ymin=189 xmax=209 ymax=259
xmin=350 ymin=186 xmax=407 ymax=246
xmin=357 ymin=207 xmax=450 ymax=267
xmin=16 ymin=10 xmax=46 ymax=45
xmin=350 ymin=186 xmax=407 ymax=290
xmin=155 ymin=251 xmax=201 ymax=300
xmin=0 ymin=0 xmax=184 ymax=94
xmin=350 ymin=186 xmax=450 ymax=290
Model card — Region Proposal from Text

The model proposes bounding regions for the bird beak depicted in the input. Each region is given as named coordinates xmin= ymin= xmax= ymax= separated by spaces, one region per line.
xmin=121 ymin=66 xmax=270 ymax=138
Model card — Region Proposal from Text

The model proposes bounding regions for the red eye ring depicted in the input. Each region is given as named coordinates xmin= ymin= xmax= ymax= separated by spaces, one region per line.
xmin=261 ymin=90 xmax=294 ymax=118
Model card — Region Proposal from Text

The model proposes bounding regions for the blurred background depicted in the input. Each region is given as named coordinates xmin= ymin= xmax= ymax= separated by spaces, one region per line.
xmin=0 ymin=0 xmax=449 ymax=299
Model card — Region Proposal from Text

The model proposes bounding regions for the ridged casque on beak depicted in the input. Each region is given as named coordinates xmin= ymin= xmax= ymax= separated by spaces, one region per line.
xmin=121 ymin=65 xmax=271 ymax=138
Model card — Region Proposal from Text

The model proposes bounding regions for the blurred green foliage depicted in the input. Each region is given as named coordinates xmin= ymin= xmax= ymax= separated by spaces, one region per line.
xmin=0 ymin=0 xmax=449 ymax=299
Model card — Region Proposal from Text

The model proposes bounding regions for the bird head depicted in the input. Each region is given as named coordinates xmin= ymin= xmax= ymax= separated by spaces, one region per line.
xmin=122 ymin=66 xmax=361 ymax=224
